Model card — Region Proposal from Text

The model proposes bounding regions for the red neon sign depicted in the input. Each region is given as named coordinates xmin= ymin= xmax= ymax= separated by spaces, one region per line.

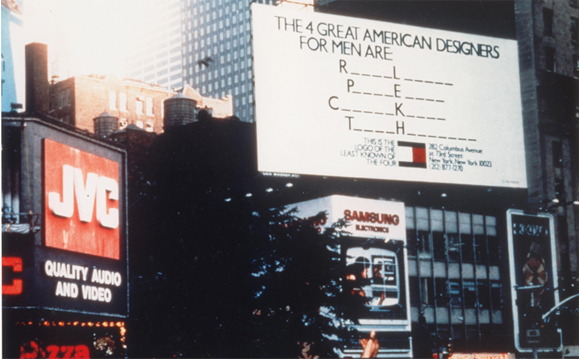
xmin=20 ymin=341 xmax=90 ymax=359
xmin=44 ymin=139 xmax=120 ymax=259
xmin=2 ymin=257 xmax=23 ymax=295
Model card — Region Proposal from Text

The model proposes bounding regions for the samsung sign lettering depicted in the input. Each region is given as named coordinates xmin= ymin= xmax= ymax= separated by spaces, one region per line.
xmin=252 ymin=4 xmax=526 ymax=188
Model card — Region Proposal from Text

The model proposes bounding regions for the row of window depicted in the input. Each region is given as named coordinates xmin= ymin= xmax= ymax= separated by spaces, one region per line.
xmin=410 ymin=277 xmax=503 ymax=310
xmin=407 ymin=231 xmax=501 ymax=265
xmin=109 ymin=91 xmax=155 ymax=116
xmin=544 ymin=47 xmax=579 ymax=75
xmin=543 ymin=8 xmax=578 ymax=43
xmin=118 ymin=118 xmax=154 ymax=132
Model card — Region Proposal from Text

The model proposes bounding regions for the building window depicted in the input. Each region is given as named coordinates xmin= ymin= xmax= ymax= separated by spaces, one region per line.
xmin=145 ymin=121 xmax=154 ymax=132
xmin=109 ymin=91 xmax=116 ymax=110
xmin=136 ymin=99 xmax=144 ymax=115
xmin=555 ymin=178 xmax=565 ymax=201
xmin=58 ymin=89 xmax=70 ymax=108
xmin=119 ymin=92 xmax=127 ymax=112
xmin=417 ymin=231 xmax=431 ymax=255
xmin=420 ymin=277 xmax=434 ymax=305
xmin=136 ymin=120 xmax=144 ymax=129
xmin=552 ymin=141 xmax=563 ymax=168
xmin=543 ymin=8 xmax=554 ymax=36
xmin=448 ymin=280 xmax=462 ymax=307
xmin=435 ymin=278 xmax=447 ymax=306
xmin=119 ymin=118 xmax=128 ymax=129
xmin=464 ymin=280 xmax=477 ymax=307
xmin=146 ymin=97 xmax=153 ymax=116
xmin=572 ymin=17 xmax=579 ymax=43
xmin=545 ymin=46 xmax=556 ymax=72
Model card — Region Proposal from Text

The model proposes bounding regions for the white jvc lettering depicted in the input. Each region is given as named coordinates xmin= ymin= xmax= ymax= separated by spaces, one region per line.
xmin=48 ymin=165 xmax=119 ymax=229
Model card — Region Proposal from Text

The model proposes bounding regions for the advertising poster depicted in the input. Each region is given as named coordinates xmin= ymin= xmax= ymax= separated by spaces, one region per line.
xmin=252 ymin=4 xmax=526 ymax=188
xmin=507 ymin=210 xmax=560 ymax=352
xmin=2 ymin=135 xmax=127 ymax=318
xmin=288 ymin=195 xmax=410 ymax=332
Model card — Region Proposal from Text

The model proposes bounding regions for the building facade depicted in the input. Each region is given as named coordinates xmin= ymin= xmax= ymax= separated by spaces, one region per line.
xmin=2 ymin=114 xmax=129 ymax=358
xmin=124 ymin=0 xmax=184 ymax=91
xmin=50 ymin=74 xmax=174 ymax=134
xmin=514 ymin=0 xmax=579 ymax=295
xmin=180 ymin=0 xmax=279 ymax=122
xmin=24 ymin=42 xmax=233 ymax=135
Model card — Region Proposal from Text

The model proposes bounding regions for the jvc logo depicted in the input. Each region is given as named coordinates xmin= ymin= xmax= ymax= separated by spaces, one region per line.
xmin=48 ymin=165 xmax=119 ymax=229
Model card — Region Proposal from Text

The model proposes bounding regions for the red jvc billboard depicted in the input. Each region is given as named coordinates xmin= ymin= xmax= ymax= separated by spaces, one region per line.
xmin=3 ymin=131 xmax=127 ymax=318
xmin=44 ymin=138 xmax=120 ymax=259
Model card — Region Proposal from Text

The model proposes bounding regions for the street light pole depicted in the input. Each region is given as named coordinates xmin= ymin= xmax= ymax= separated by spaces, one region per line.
xmin=541 ymin=293 xmax=579 ymax=322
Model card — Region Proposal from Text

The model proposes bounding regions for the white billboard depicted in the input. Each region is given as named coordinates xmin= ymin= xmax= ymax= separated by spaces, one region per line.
xmin=252 ymin=4 xmax=527 ymax=188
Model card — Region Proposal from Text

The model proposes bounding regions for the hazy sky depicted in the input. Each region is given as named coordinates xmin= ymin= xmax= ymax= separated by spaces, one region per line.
xmin=24 ymin=0 xmax=146 ymax=78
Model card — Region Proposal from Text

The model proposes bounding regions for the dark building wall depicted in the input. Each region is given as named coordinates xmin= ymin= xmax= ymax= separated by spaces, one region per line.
xmin=315 ymin=0 xmax=517 ymax=39
xmin=515 ymin=0 xmax=579 ymax=283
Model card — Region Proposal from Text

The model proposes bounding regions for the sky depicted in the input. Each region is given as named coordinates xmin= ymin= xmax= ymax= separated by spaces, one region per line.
xmin=24 ymin=0 xmax=147 ymax=78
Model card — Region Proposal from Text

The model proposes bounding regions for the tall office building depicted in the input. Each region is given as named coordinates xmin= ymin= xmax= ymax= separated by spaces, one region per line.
xmin=181 ymin=0 xmax=282 ymax=122
xmin=125 ymin=0 xmax=183 ymax=91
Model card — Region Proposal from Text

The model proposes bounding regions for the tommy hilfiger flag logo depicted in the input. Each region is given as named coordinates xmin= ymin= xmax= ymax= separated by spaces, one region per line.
xmin=398 ymin=141 xmax=427 ymax=168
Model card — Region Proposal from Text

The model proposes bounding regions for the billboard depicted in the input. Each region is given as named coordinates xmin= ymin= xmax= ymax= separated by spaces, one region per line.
xmin=2 ymin=121 xmax=127 ymax=318
xmin=44 ymin=139 xmax=120 ymax=260
xmin=506 ymin=210 xmax=561 ymax=352
xmin=252 ymin=4 xmax=526 ymax=188
xmin=288 ymin=195 xmax=410 ymax=332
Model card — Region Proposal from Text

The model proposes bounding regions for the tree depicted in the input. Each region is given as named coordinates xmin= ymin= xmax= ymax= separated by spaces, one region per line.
xmin=125 ymin=119 xmax=360 ymax=357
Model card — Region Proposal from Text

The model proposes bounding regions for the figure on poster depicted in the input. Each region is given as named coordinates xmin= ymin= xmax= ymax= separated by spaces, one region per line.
xmin=522 ymin=242 xmax=548 ymax=307
xmin=346 ymin=257 xmax=370 ymax=298
xmin=346 ymin=255 xmax=391 ymax=306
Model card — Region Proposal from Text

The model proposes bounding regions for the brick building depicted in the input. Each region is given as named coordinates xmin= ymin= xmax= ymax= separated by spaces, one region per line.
xmin=48 ymin=74 xmax=234 ymax=134
xmin=49 ymin=74 xmax=173 ymax=133
xmin=25 ymin=43 xmax=233 ymax=134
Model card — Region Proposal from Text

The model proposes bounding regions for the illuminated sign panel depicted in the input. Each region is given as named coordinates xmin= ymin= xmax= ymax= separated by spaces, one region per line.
xmin=44 ymin=139 xmax=120 ymax=260
xmin=507 ymin=210 xmax=561 ymax=352
xmin=288 ymin=195 xmax=410 ymax=332
xmin=3 ymin=123 xmax=127 ymax=317
xmin=252 ymin=4 xmax=526 ymax=188
xmin=3 ymin=321 xmax=126 ymax=358
xmin=2 ymin=257 xmax=23 ymax=295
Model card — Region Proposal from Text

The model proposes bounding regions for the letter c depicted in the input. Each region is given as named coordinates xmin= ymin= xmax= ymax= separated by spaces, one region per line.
xmin=96 ymin=176 xmax=119 ymax=229
xmin=3 ymin=257 xmax=23 ymax=295
xmin=329 ymin=96 xmax=339 ymax=110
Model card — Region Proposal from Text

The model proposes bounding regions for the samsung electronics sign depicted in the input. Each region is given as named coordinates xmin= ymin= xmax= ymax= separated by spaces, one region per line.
xmin=289 ymin=196 xmax=410 ymax=333
xmin=252 ymin=4 xmax=526 ymax=188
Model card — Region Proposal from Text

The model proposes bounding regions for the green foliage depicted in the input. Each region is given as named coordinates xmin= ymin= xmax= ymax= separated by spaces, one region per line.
xmin=126 ymin=122 xmax=357 ymax=357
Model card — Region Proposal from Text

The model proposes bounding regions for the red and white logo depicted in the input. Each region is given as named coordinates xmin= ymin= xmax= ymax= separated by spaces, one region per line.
xmin=44 ymin=139 xmax=120 ymax=259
